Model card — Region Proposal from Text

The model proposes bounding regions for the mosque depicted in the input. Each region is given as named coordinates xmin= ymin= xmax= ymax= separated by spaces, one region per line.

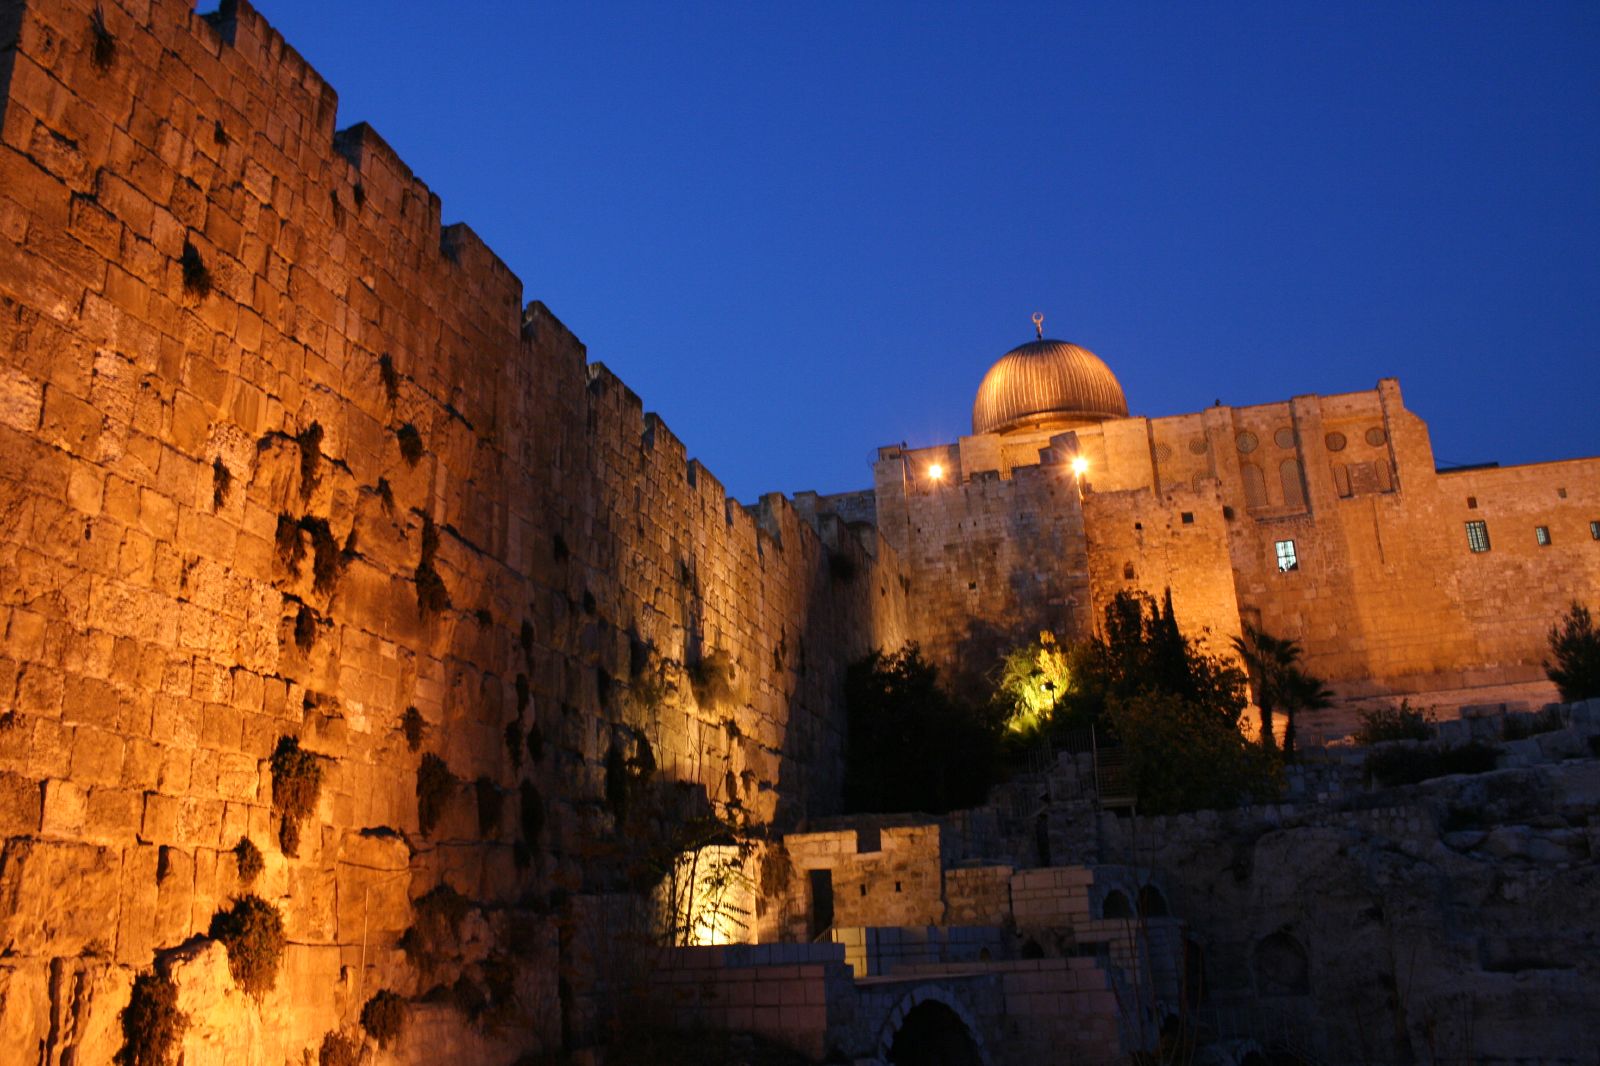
xmin=801 ymin=317 xmax=1600 ymax=726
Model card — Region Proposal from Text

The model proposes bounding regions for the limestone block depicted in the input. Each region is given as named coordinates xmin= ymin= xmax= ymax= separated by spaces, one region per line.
xmin=39 ymin=777 xmax=88 ymax=836
xmin=0 ymin=771 xmax=43 ymax=835
xmin=0 ymin=838 xmax=122 ymax=955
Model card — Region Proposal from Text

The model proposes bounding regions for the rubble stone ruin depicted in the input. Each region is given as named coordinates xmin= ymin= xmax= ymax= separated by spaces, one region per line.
xmin=1 ymin=1 xmax=1596 ymax=1063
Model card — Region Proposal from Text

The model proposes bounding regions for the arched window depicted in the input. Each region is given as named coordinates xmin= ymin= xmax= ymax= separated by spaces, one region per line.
xmin=1279 ymin=459 xmax=1306 ymax=509
xmin=1254 ymin=931 xmax=1310 ymax=996
xmin=1102 ymin=890 xmax=1133 ymax=919
xmin=1241 ymin=463 xmax=1268 ymax=508
xmin=1137 ymin=886 xmax=1168 ymax=917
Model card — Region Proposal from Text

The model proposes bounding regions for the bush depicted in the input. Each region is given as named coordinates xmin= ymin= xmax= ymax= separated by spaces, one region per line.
xmin=1502 ymin=706 xmax=1565 ymax=741
xmin=269 ymin=736 xmax=322 ymax=856
xmin=396 ymin=423 xmax=424 ymax=465
xmin=209 ymin=895 xmax=286 ymax=998
xmin=399 ymin=883 xmax=471 ymax=975
xmin=318 ymin=1031 xmax=361 ymax=1066
xmin=1546 ymin=602 xmax=1600 ymax=702
xmin=233 ymin=837 xmax=263 ymax=885
xmin=417 ymin=753 xmax=456 ymax=836
xmin=117 ymin=971 xmax=187 ymax=1066
xmin=361 ymin=989 xmax=408 ymax=1048
xmin=1355 ymin=701 xmax=1433 ymax=745
xmin=475 ymin=776 xmax=503 ymax=836
xmin=1105 ymin=689 xmax=1282 ymax=814
xmin=401 ymin=706 xmax=425 ymax=752
xmin=843 ymin=644 xmax=1003 ymax=814
xmin=688 ymin=649 xmax=738 ymax=708
xmin=1367 ymin=741 xmax=1500 ymax=787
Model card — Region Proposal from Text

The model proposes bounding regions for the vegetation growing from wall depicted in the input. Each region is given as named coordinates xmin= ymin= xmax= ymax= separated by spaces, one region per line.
xmin=233 ymin=836 xmax=263 ymax=885
xmin=399 ymin=883 xmax=471 ymax=977
xmin=269 ymin=735 xmax=322 ymax=856
xmin=209 ymin=895 xmax=286 ymax=998
xmin=318 ymin=1031 xmax=361 ymax=1066
xmin=1546 ymin=601 xmax=1600 ymax=702
xmin=116 ymin=970 xmax=187 ymax=1066
xmin=417 ymin=752 xmax=456 ymax=836
xmin=843 ymin=643 xmax=1003 ymax=814
xmin=360 ymin=989 xmax=409 ymax=1048
xmin=401 ymin=706 xmax=425 ymax=751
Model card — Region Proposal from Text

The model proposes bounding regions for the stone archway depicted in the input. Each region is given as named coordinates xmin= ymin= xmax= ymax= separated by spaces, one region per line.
xmin=878 ymin=987 xmax=990 ymax=1066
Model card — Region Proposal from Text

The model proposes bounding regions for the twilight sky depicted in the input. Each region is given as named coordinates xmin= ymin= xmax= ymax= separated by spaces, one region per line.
xmin=250 ymin=1 xmax=1600 ymax=503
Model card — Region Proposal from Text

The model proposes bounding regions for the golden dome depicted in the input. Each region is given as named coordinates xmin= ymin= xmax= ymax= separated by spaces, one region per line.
xmin=972 ymin=338 xmax=1129 ymax=435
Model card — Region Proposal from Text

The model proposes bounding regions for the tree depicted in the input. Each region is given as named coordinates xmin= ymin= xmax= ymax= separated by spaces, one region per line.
xmin=1546 ymin=601 xmax=1600 ymax=703
xmin=1058 ymin=590 xmax=1279 ymax=812
xmin=843 ymin=644 xmax=1003 ymax=814
xmin=1232 ymin=623 xmax=1334 ymax=761
xmin=994 ymin=631 xmax=1072 ymax=739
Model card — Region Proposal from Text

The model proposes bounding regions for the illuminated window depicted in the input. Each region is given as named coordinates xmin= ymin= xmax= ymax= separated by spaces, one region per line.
xmin=1274 ymin=540 xmax=1298 ymax=572
xmin=1535 ymin=525 xmax=1551 ymax=547
xmin=1465 ymin=520 xmax=1490 ymax=553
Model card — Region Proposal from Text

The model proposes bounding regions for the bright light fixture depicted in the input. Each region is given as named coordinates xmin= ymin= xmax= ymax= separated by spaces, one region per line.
xmin=1071 ymin=456 xmax=1089 ymax=476
xmin=928 ymin=463 xmax=945 ymax=480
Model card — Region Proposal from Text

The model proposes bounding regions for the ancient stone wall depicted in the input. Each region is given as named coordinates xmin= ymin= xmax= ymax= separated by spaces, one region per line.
xmin=0 ymin=0 xmax=907 ymax=1060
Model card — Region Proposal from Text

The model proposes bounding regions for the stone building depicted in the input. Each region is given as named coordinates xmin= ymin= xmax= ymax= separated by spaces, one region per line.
xmin=805 ymin=326 xmax=1600 ymax=724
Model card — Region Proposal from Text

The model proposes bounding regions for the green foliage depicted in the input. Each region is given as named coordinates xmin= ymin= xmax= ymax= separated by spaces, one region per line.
xmin=1546 ymin=601 xmax=1600 ymax=702
xmin=401 ymin=706 xmax=425 ymax=752
xmin=116 ymin=971 xmax=186 ymax=1066
xmin=233 ymin=836 xmax=263 ymax=885
xmin=1105 ymin=689 xmax=1282 ymax=814
xmin=360 ymin=989 xmax=408 ymax=1049
xmin=1036 ymin=590 xmax=1274 ymax=813
xmin=843 ymin=644 xmax=1003 ymax=814
xmin=994 ymin=631 xmax=1072 ymax=738
xmin=209 ymin=894 xmax=286 ymax=999
xmin=1366 ymin=741 xmax=1500 ymax=787
xmin=318 ymin=1031 xmax=361 ymax=1066
xmin=269 ymin=735 xmax=321 ymax=856
xmin=416 ymin=753 xmax=455 ymax=837
xmin=1355 ymin=701 xmax=1434 ymax=745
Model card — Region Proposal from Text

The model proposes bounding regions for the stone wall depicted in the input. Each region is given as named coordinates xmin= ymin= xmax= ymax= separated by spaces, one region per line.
xmin=0 ymin=0 xmax=907 ymax=1060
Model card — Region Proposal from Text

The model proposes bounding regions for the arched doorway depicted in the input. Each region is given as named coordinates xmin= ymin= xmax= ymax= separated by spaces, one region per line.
xmin=888 ymin=1000 xmax=984 ymax=1066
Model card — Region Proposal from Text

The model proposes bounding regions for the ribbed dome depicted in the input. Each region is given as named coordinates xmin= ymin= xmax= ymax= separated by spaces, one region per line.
xmin=972 ymin=339 xmax=1129 ymax=436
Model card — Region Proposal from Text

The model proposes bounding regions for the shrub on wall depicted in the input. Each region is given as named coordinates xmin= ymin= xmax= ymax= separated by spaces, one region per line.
xmin=209 ymin=894 xmax=286 ymax=998
xmin=318 ymin=1031 xmax=361 ymax=1066
xmin=116 ymin=970 xmax=187 ymax=1066
xmin=416 ymin=752 xmax=456 ymax=836
xmin=233 ymin=837 xmax=263 ymax=885
xmin=399 ymin=883 xmax=471 ymax=976
xmin=360 ymin=989 xmax=408 ymax=1048
xmin=269 ymin=736 xmax=322 ymax=856
xmin=401 ymin=706 xmax=425 ymax=752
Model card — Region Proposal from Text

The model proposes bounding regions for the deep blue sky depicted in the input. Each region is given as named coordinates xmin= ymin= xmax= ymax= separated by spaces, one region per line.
xmin=252 ymin=1 xmax=1599 ymax=502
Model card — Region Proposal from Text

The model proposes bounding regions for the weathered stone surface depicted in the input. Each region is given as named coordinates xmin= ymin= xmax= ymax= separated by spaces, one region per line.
xmin=0 ymin=838 xmax=121 ymax=955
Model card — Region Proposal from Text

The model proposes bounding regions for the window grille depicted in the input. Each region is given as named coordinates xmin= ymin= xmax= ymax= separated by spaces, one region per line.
xmin=1274 ymin=540 xmax=1298 ymax=572
xmin=1466 ymin=520 xmax=1490 ymax=553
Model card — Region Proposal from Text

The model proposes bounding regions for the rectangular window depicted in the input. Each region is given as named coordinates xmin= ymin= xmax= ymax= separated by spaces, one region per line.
xmin=1466 ymin=520 xmax=1490 ymax=553
xmin=1275 ymin=539 xmax=1299 ymax=572
xmin=1466 ymin=496 xmax=1477 ymax=509
xmin=1535 ymin=525 xmax=1551 ymax=547
xmin=1181 ymin=512 xmax=1194 ymax=525
xmin=1591 ymin=520 xmax=1600 ymax=540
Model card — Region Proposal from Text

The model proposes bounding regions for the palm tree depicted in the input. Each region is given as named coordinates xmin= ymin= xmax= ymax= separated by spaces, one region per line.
xmin=1232 ymin=623 xmax=1296 ymax=751
xmin=1231 ymin=624 xmax=1334 ymax=759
